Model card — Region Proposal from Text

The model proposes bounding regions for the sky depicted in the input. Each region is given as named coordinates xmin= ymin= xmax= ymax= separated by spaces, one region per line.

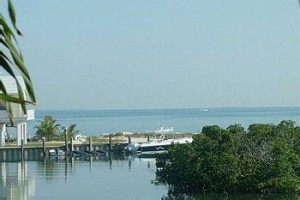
xmin=9 ymin=0 xmax=300 ymax=110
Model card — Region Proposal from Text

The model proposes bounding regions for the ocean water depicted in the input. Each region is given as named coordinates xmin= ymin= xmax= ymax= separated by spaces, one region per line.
xmin=27 ymin=107 xmax=300 ymax=136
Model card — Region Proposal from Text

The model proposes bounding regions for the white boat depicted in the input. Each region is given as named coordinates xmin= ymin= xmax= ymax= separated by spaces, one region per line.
xmin=136 ymin=137 xmax=193 ymax=154
xmin=124 ymin=126 xmax=174 ymax=152
xmin=136 ymin=126 xmax=192 ymax=154
xmin=200 ymin=108 xmax=210 ymax=112
xmin=154 ymin=126 xmax=174 ymax=134
xmin=49 ymin=148 xmax=65 ymax=157
xmin=124 ymin=143 xmax=141 ymax=152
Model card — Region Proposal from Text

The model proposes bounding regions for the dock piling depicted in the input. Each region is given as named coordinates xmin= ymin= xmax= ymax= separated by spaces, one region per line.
xmin=42 ymin=137 xmax=46 ymax=157
xmin=128 ymin=136 xmax=131 ymax=144
xmin=71 ymin=138 xmax=74 ymax=152
xmin=89 ymin=137 xmax=92 ymax=151
xmin=65 ymin=128 xmax=69 ymax=153
xmin=21 ymin=139 xmax=24 ymax=161
xmin=109 ymin=135 xmax=112 ymax=151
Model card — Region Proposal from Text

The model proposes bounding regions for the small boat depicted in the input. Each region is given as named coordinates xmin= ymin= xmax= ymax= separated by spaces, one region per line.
xmin=49 ymin=148 xmax=65 ymax=157
xmin=200 ymin=108 xmax=210 ymax=112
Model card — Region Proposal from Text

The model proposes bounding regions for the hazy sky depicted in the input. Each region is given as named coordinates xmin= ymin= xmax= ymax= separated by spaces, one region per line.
xmin=13 ymin=0 xmax=300 ymax=109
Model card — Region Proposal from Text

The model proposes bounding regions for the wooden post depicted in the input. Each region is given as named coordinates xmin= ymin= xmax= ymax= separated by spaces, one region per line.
xmin=21 ymin=139 xmax=24 ymax=161
xmin=64 ymin=158 xmax=68 ymax=182
xmin=128 ymin=136 xmax=131 ymax=144
xmin=89 ymin=137 xmax=92 ymax=151
xmin=42 ymin=137 xmax=46 ymax=157
xmin=70 ymin=137 xmax=74 ymax=152
xmin=65 ymin=128 xmax=69 ymax=153
xmin=109 ymin=135 xmax=112 ymax=151
xmin=147 ymin=134 xmax=150 ymax=142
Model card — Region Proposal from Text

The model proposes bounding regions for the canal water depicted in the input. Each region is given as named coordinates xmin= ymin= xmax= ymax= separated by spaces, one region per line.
xmin=0 ymin=155 xmax=168 ymax=200
xmin=1 ymin=154 xmax=299 ymax=200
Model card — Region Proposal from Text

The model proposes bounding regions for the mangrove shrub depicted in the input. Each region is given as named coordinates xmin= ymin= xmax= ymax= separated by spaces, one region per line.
xmin=156 ymin=120 xmax=300 ymax=194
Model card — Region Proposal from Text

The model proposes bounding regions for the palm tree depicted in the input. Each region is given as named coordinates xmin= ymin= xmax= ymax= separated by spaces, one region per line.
xmin=0 ymin=0 xmax=36 ymax=122
xmin=65 ymin=124 xmax=80 ymax=140
xmin=35 ymin=116 xmax=60 ymax=141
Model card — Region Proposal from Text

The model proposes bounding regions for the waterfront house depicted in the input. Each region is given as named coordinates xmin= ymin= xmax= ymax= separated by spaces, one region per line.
xmin=0 ymin=75 xmax=34 ymax=146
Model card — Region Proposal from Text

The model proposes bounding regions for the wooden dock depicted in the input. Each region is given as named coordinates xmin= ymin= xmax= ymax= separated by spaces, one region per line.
xmin=0 ymin=140 xmax=128 ymax=162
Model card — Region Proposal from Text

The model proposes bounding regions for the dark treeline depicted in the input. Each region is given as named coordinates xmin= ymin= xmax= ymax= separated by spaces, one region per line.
xmin=156 ymin=120 xmax=300 ymax=195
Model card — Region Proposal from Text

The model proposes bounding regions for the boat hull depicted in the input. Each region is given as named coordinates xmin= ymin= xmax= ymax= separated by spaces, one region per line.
xmin=137 ymin=144 xmax=169 ymax=154
xmin=136 ymin=137 xmax=193 ymax=154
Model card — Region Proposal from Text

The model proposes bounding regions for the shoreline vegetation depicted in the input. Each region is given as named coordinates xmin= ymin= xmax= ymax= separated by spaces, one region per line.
xmin=156 ymin=120 xmax=300 ymax=195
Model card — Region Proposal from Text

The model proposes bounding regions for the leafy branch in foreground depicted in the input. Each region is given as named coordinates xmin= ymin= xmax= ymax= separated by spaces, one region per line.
xmin=0 ymin=0 xmax=36 ymax=122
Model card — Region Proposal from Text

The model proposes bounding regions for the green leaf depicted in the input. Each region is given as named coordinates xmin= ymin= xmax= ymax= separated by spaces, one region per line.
xmin=0 ymin=51 xmax=18 ymax=78
xmin=1 ymin=29 xmax=36 ymax=103
xmin=6 ymin=102 xmax=15 ymax=125
xmin=7 ymin=0 xmax=22 ymax=36
xmin=0 ymin=51 xmax=31 ymax=109
xmin=0 ymin=94 xmax=23 ymax=104
xmin=0 ymin=80 xmax=7 ymax=94
xmin=0 ymin=14 xmax=19 ymax=44
xmin=0 ymin=0 xmax=36 ymax=123
xmin=7 ymin=0 xmax=16 ymax=26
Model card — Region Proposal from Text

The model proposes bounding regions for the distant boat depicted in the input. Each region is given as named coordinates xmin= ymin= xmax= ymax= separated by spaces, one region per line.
xmin=200 ymin=108 xmax=210 ymax=112
xmin=199 ymin=98 xmax=210 ymax=112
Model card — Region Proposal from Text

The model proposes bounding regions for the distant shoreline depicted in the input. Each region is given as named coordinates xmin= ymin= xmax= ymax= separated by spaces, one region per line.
xmin=34 ymin=106 xmax=300 ymax=112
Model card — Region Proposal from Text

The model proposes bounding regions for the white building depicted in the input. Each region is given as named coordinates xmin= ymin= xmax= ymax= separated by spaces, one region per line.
xmin=0 ymin=76 xmax=35 ymax=146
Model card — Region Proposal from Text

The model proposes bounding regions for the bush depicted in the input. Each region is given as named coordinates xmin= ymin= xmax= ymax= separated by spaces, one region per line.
xmin=156 ymin=120 xmax=300 ymax=194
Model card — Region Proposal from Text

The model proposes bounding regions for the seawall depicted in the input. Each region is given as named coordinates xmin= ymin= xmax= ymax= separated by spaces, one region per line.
xmin=0 ymin=143 xmax=128 ymax=162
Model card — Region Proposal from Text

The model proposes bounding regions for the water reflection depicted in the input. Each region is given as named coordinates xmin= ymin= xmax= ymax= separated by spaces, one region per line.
xmin=0 ymin=154 xmax=163 ymax=200
xmin=0 ymin=162 xmax=35 ymax=200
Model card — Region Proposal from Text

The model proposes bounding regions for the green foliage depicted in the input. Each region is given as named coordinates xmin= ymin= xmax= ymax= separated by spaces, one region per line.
xmin=35 ymin=116 xmax=61 ymax=141
xmin=65 ymin=124 xmax=79 ymax=140
xmin=0 ymin=0 xmax=36 ymax=122
xmin=156 ymin=120 xmax=300 ymax=195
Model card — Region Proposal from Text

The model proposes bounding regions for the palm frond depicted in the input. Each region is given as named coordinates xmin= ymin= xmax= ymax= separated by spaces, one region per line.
xmin=0 ymin=0 xmax=36 ymax=123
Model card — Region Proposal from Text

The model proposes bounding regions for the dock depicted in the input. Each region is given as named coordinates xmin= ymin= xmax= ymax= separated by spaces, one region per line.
xmin=0 ymin=139 xmax=128 ymax=162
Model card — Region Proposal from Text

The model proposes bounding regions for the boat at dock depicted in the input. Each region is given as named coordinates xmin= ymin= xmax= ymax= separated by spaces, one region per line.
xmin=136 ymin=137 xmax=192 ymax=154
xmin=49 ymin=148 xmax=65 ymax=157
xmin=130 ymin=126 xmax=192 ymax=154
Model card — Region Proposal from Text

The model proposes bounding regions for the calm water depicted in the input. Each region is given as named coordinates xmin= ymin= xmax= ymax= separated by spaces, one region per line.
xmin=28 ymin=107 xmax=300 ymax=135
xmin=0 ymin=155 xmax=168 ymax=200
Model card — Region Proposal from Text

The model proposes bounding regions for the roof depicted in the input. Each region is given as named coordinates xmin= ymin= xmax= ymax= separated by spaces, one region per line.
xmin=0 ymin=76 xmax=27 ymax=98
